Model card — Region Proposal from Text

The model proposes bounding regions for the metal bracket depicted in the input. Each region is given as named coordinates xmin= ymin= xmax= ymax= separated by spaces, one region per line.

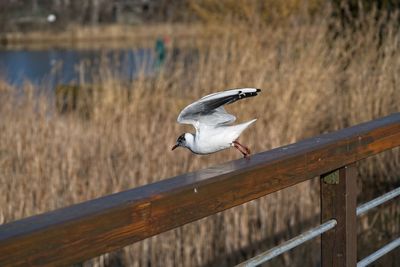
xmin=322 ymin=170 xmax=339 ymax=184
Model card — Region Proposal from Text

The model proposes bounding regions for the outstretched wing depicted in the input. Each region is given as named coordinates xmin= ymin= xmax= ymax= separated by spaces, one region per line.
xmin=177 ymin=88 xmax=261 ymax=127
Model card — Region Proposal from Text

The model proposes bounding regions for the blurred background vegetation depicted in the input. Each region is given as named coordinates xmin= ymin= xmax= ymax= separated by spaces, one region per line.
xmin=0 ymin=0 xmax=399 ymax=266
xmin=1 ymin=0 xmax=400 ymax=31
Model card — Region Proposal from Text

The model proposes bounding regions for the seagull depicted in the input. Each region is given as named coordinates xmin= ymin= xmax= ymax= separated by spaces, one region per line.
xmin=172 ymin=88 xmax=261 ymax=158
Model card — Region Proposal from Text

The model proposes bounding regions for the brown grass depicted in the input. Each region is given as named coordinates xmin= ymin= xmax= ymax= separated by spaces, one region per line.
xmin=0 ymin=8 xmax=399 ymax=267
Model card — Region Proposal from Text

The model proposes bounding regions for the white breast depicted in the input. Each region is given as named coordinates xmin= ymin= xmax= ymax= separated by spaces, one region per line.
xmin=191 ymin=126 xmax=240 ymax=154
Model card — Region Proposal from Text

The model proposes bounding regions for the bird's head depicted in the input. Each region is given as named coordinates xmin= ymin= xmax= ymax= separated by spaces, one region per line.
xmin=172 ymin=133 xmax=194 ymax=151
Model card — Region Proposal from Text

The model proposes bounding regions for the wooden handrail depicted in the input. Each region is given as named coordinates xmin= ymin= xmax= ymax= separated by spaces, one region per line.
xmin=0 ymin=113 xmax=399 ymax=266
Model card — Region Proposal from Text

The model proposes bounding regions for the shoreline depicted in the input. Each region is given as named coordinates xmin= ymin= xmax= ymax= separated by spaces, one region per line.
xmin=0 ymin=23 xmax=218 ymax=50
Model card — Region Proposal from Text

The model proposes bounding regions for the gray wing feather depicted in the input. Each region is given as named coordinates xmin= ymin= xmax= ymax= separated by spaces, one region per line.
xmin=198 ymin=107 xmax=236 ymax=125
xmin=177 ymin=88 xmax=260 ymax=126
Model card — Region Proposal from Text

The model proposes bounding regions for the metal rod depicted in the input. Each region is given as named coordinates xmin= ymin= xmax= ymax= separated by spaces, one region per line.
xmin=236 ymin=187 xmax=400 ymax=267
xmin=236 ymin=220 xmax=337 ymax=267
xmin=357 ymin=187 xmax=400 ymax=216
xmin=357 ymin=237 xmax=400 ymax=267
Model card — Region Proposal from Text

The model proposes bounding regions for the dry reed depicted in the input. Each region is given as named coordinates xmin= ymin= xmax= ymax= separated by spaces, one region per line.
xmin=0 ymin=8 xmax=399 ymax=267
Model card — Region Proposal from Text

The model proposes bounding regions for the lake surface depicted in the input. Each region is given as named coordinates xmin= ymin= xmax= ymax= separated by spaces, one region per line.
xmin=0 ymin=48 xmax=155 ymax=89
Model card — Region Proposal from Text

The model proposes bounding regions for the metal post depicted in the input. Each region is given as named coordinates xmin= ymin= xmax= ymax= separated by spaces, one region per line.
xmin=320 ymin=164 xmax=357 ymax=267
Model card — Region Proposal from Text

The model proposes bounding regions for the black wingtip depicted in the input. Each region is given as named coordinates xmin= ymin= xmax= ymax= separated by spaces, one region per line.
xmin=256 ymin=88 xmax=261 ymax=92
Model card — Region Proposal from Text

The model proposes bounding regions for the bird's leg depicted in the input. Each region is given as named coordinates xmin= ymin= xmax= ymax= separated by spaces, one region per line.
xmin=233 ymin=140 xmax=251 ymax=155
xmin=232 ymin=141 xmax=250 ymax=158
xmin=233 ymin=143 xmax=248 ymax=157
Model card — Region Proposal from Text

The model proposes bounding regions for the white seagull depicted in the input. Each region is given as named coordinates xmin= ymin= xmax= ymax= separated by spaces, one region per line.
xmin=172 ymin=88 xmax=261 ymax=158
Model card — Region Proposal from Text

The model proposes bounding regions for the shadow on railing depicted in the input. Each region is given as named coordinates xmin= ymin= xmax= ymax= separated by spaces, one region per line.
xmin=0 ymin=113 xmax=399 ymax=266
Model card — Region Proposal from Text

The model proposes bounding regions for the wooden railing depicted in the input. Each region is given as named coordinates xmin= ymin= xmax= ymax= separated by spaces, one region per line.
xmin=0 ymin=113 xmax=399 ymax=266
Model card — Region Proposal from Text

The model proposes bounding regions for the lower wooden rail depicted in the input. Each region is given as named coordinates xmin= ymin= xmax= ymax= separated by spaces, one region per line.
xmin=0 ymin=113 xmax=399 ymax=266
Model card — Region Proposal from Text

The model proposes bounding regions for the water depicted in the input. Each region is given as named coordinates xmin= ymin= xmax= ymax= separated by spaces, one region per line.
xmin=0 ymin=48 xmax=155 ymax=89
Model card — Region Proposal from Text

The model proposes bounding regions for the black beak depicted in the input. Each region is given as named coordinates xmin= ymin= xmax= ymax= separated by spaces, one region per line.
xmin=171 ymin=144 xmax=179 ymax=151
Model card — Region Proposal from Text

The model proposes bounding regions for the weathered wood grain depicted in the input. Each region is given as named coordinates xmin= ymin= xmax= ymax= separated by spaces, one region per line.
xmin=321 ymin=165 xmax=357 ymax=267
xmin=0 ymin=113 xmax=399 ymax=266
